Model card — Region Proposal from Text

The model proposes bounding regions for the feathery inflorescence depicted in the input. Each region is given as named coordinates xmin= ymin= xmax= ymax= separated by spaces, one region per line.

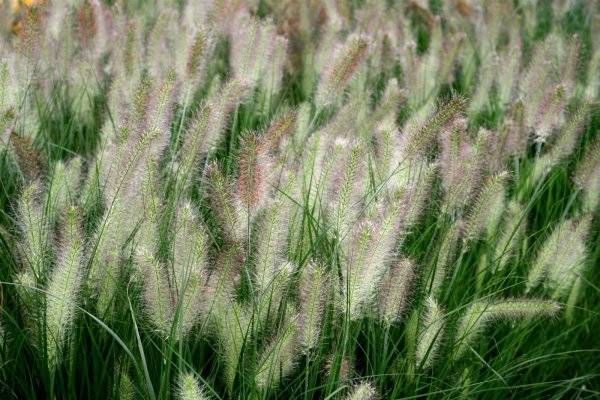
xmin=255 ymin=314 xmax=299 ymax=390
xmin=172 ymin=202 xmax=210 ymax=337
xmin=176 ymin=371 xmax=210 ymax=400
xmin=316 ymin=36 xmax=369 ymax=108
xmin=492 ymin=201 xmax=527 ymax=274
xmin=377 ymin=258 xmax=415 ymax=326
xmin=298 ymin=262 xmax=328 ymax=352
xmin=345 ymin=381 xmax=377 ymax=400
xmin=238 ymin=131 xmax=270 ymax=211
xmin=453 ymin=299 xmax=561 ymax=361
xmin=415 ymin=296 xmax=445 ymax=369
xmin=214 ymin=302 xmax=252 ymax=393
xmin=574 ymin=137 xmax=600 ymax=213
xmin=527 ymin=217 xmax=590 ymax=299
xmin=137 ymin=247 xmax=173 ymax=336
xmin=45 ymin=206 xmax=84 ymax=369
xmin=464 ymin=172 xmax=509 ymax=242
xmin=17 ymin=182 xmax=50 ymax=280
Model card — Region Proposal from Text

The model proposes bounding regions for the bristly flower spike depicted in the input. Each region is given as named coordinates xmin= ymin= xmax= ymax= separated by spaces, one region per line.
xmin=416 ymin=296 xmax=445 ymax=369
xmin=204 ymin=161 xmax=247 ymax=243
xmin=453 ymin=299 xmax=560 ymax=361
xmin=176 ymin=371 xmax=211 ymax=400
xmin=238 ymin=131 xmax=270 ymax=211
xmin=254 ymin=313 xmax=299 ymax=390
xmin=377 ymin=258 xmax=416 ymax=325
xmin=493 ymin=200 xmax=527 ymax=274
xmin=464 ymin=171 xmax=509 ymax=242
xmin=316 ymin=36 xmax=369 ymax=108
xmin=298 ymin=262 xmax=329 ymax=353
xmin=17 ymin=181 xmax=50 ymax=280
xmin=526 ymin=217 xmax=590 ymax=299
xmin=172 ymin=202 xmax=210 ymax=337
xmin=45 ymin=206 xmax=84 ymax=370
xmin=345 ymin=381 xmax=377 ymax=400
xmin=574 ymin=137 xmax=600 ymax=213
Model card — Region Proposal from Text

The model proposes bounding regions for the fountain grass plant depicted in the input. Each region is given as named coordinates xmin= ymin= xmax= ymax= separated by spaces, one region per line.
xmin=0 ymin=0 xmax=599 ymax=399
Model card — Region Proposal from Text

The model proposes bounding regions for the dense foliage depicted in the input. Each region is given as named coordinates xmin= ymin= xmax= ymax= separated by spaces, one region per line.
xmin=0 ymin=0 xmax=599 ymax=399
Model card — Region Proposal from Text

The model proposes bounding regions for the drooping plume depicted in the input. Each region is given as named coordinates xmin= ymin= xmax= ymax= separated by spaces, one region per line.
xmin=453 ymin=299 xmax=560 ymax=361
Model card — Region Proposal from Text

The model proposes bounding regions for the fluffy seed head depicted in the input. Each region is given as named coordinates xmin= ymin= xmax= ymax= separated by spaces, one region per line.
xmin=0 ymin=61 xmax=16 ymax=143
xmin=257 ymin=263 xmax=293 ymax=326
xmin=574 ymin=137 xmax=600 ymax=213
xmin=206 ymin=244 xmax=244 ymax=310
xmin=238 ymin=132 xmax=270 ymax=210
xmin=328 ymin=140 xmax=365 ymax=237
xmin=324 ymin=353 xmax=353 ymax=382
xmin=316 ymin=36 xmax=369 ymax=107
xmin=469 ymin=53 xmax=498 ymax=116
xmin=174 ymin=202 xmax=209 ymax=288
xmin=172 ymin=202 xmax=210 ymax=337
xmin=342 ymin=220 xmax=373 ymax=319
xmin=45 ymin=206 xmax=84 ymax=369
xmin=373 ymin=119 xmax=399 ymax=186
xmin=403 ymin=162 xmax=437 ymax=227
xmin=117 ymin=369 xmax=135 ymax=400
xmin=298 ymin=262 xmax=329 ymax=352
xmin=349 ymin=196 xmax=408 ymax=319
xmin=255 ymin=314 xmax=299 ymax=390
xmin=176 ymin=371 xmax=210 ymax=400
xmin=439 ymin=119 xmax=481 ymax=211
xmin=545 ymin=216 xmax=591 ymax=299
xmin=228 ymin=14 xmax=287 ymax=99
xmin=464 ymin=171 xmax=509 ymax=241
xmin=206 ymin=79 xmax=252 ymax=150
xmin=262 ymin=35 xmax=288 ymax=101
xmin=453 ymin=299 xmax=561 ymax=360
xmin=266 ymin=111 xmax=297 ymax=152
xmin=185 ymin=29 xmax=211 ymax=83
xmin=377 ymin=258 xmax=416 ymax=325
xmin=519 ymin=36 xmax=556 ymax=129
xmin=534 ymin=84 xmax=567 ymax=143
xmin=179 ymin=104 xmax=211 ymax=191
xmin=345 ymin=381 xmax=377 ymax=400
xmin=253 ymin=186 xmax=293 ymax=295
xmin=17 ymin=181 xmax=50 ymax=280
xmin=429 ymin=220 xmax=462 ymax=297
xmin=546 ymin=100 xmax=591 ymax=165
xmin=527 ymin=217 xmax=590 ymax=298
xmin=585 ymin=45 xmax=600 ymax=99
xmin=416 ymin=296 xmax=445 ymax=369
xmin=205 ymin=161 xmax=247 ymax=243
xmin=136 ymin=247 xmax=173 ymax=336
xmin=494 ymin=100 xmax=528 ymax=162
xmin=497 ymin=44 xmax=522 ymax=106
xmin=493 ymin=200 xmax=527 ymax=273
xmin=407 ymin=95 xmax=466 ymax=158
xmin=214 ymin=302 xmax=252 ymax=392
xmin=48 ymin=157 xmax=82 ymax=221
